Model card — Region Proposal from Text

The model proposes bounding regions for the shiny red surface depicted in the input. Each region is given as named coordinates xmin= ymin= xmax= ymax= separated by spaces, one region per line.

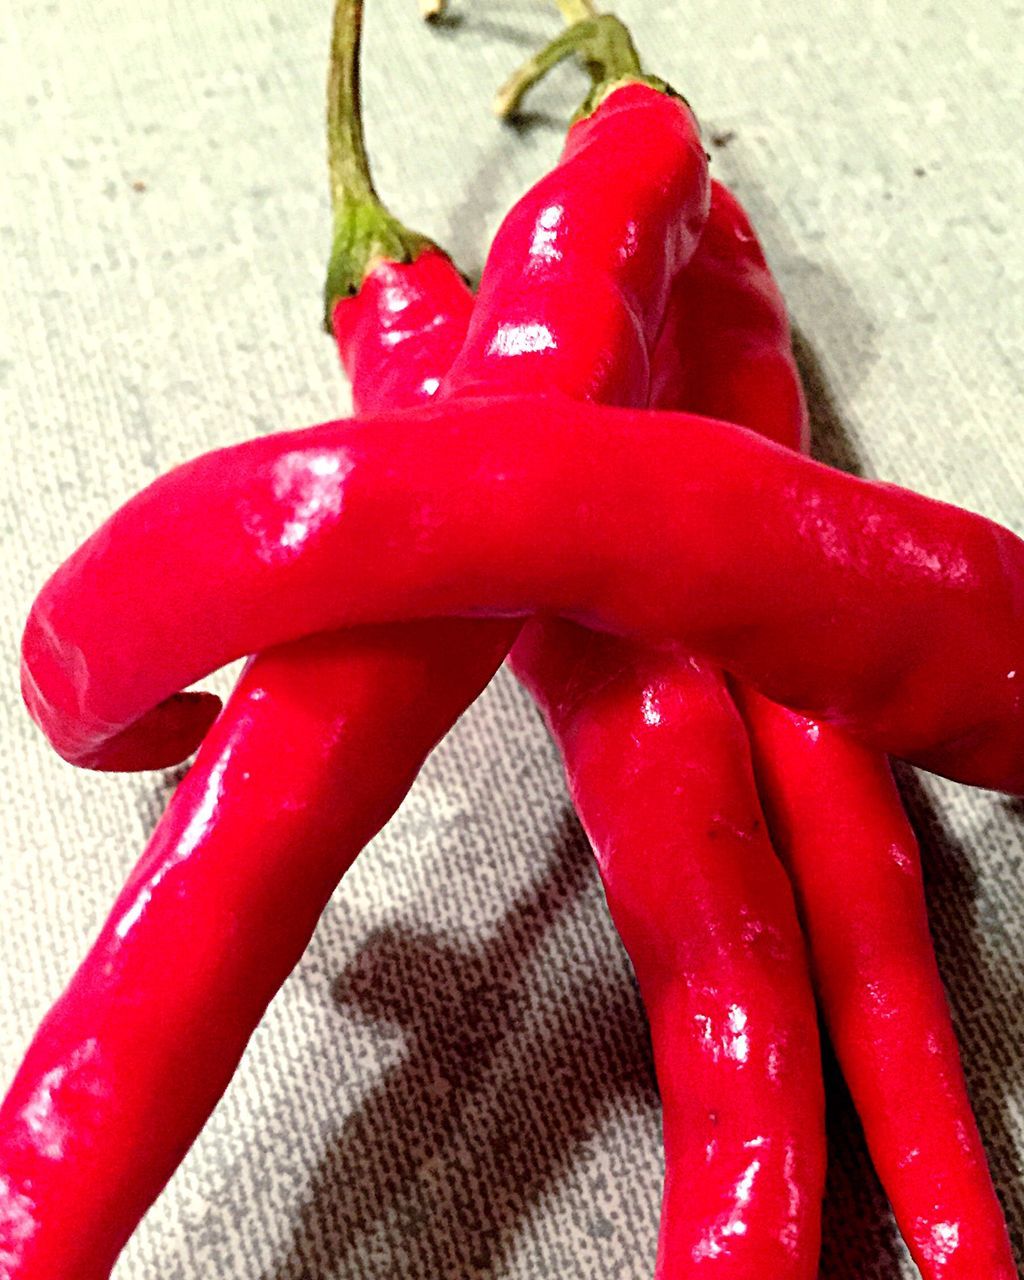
xmin=442 ymin=83 xmax=707 ymax=407
xmin=512 ymin=630 xmax=824 ymax=1277
xmin=1 ymin=624 xmax=504 ymax=1277
xmin=741 ymin=692 xmax=1018 ymax=1278
xmin=665 ymin=180 xmax=1015 ymax=1277
xmin=21 ymin=393 xmax=1024 ymax=792
xmin=5 ymin=82 xmax=709 ymax=1275
xmin=510 ymin=182 xmax=827 ymax=1276
xmin=8 ymin=82 xmax=1024 ymax=1280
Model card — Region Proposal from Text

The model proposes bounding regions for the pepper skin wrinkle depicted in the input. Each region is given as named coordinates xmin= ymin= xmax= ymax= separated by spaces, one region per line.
xmin=655 ymin=179 xmax=1016 ymax=1277
xmin=5 ymin=48 xmax=711 ymax=1280
xmin=21 ymin=398 xmax=1024 ymax=793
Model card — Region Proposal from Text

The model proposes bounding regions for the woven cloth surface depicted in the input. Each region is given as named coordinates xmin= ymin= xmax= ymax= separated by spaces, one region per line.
xmin=1 ymin=1 xmax=1022 ymax=1276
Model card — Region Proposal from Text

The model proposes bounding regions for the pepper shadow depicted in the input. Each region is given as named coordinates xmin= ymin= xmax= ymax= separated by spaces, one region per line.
xmin=259 ymin=808 xmax=661 ymax=1280
xmin=428 ymin=6 xmax=592 ymax=279
xmin=791 ymin=326 xmax=866 ymax=479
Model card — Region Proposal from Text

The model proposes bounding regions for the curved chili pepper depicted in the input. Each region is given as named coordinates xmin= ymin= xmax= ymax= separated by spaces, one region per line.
xmin=740 ymin=694 xmax=1018 ymax=1278
xmin=0 ymin=626 xmax=521 ymax=1280
xmin=510 ymin=629 xmax=825 ymax=1277
xmin=19 ymin=12 xmax=707 ymax=778
xmin=654 ymin=176 xmax=1016 ymax=1277
xmin=503 ymin=36 xmax=825 ymax=1272
xmin=3 ymin=4 xmax=711 ymax=1272
xmin=0 ymin=12 xmax=488 ymax=1277
xmin=21 ymin=395 xmax=1024 ymax=792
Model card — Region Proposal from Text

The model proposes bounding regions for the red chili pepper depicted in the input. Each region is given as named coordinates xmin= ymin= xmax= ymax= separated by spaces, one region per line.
xmin=0 ymin=14 xmax=488 ymax=1277
xmin=740 ymin=694 xmax=1018 ymax=1278
xmin=353 ymin=28 xmax=828 ymax=1273
xmin=21 ymin=395 xmax=1024 ymax=792
xmin=2 ymin=5 xmax=711 ymax=1271
xmin=511 ymin=628 xmax=826 ymax=1276
xmin=649 ymin=180 xmax=809 ymax=454
xmin=654 ymin=177 xmax=1017 ymax=1277
xmin=19 ymin=12 xmax=708 ymax=778
xmin=503 ymin=46 xmax=825 ymax=1274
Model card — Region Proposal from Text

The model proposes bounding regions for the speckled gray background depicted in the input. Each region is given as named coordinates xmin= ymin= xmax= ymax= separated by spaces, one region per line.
xmin=1 ymin=1 xmax=1022 ymax=1276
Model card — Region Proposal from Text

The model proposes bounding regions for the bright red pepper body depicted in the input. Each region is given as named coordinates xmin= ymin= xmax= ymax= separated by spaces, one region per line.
xmin=442 ymin=82 xmax=705 ymax=407
xmin=0 ymin=623 xmax=510 ymax=1278
xmin=5 ymin=75 xmax=710 ymax=1274
xmin=740 ymin=693 xmax=1018 ymax=1278
xmin=508 ymin=182 xmax=828 ymax=1277
xmin=22 ymin=394 xmax=1024 ymax=793
xmin=657 ymin=178 xmax=1016 ymax=1278
xmin=512 ymin=626 xmax=825 ymax=1278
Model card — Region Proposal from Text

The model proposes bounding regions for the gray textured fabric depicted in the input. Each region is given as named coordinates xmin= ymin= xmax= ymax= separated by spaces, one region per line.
xmin=1 ymin=0 xmax=1022 ymax=1276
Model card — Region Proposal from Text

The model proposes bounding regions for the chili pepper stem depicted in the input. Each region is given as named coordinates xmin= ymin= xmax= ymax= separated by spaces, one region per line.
xmin=324 ymin=0 xmax=435 ymax=329
xmin=493 ymin=12 xmax=668 ymax=122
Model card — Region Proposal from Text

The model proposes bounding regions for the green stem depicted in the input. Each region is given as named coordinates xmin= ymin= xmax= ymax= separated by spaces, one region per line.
xmin=551 ymin=0 xmax=602 ymax=83
xmin=493 ymin=13 xmax=663 ymax=121
xmin=327 ymin=0 xmax=375 ymax=210
xmin=324 ymin=0 xmax=434 ymax=329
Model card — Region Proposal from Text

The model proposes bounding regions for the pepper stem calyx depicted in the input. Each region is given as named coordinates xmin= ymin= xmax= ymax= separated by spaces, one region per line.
xmin=324 ymin=0 xmax=435 ymax=330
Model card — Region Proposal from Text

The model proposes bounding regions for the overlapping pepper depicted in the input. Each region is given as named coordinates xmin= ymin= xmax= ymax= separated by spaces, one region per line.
xmin=2 ymin=1 xmax=1020 ymax=1277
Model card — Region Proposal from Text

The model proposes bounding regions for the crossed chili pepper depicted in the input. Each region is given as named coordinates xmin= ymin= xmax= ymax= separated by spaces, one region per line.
xmin=2 ymin=3 xmax=1020 ymax=1277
